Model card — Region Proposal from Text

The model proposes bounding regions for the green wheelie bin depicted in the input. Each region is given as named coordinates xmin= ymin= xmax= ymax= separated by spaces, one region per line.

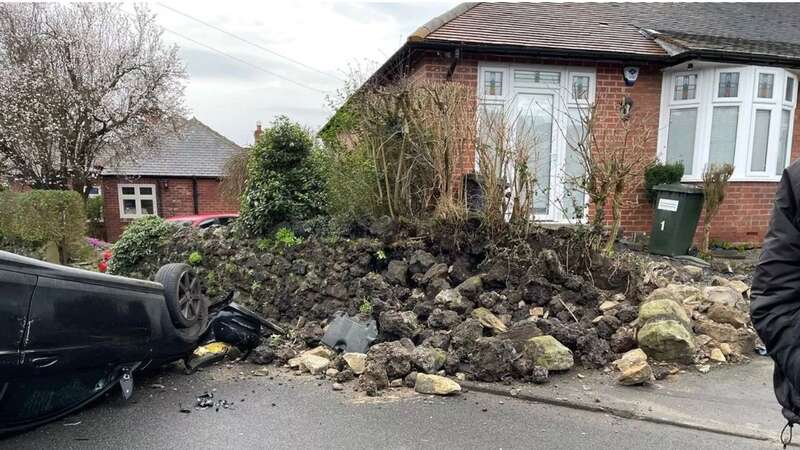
xmin=649 ymin=183 xmax=704 ymax=256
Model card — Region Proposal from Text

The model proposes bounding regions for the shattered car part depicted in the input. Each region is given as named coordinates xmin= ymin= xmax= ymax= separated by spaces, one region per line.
xmin=321 ymin=313 xmax=378 ymax=354
xmin=0 ymin=251 xmax=209 ymax=434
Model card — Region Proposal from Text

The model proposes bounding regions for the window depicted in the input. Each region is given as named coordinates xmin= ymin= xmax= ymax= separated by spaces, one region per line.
xmin=514 ymin=70 xmax=560 ymax=85
xmin=777 ymin=109 xmax=792 ymax=175
xmin=572 ymin=75 xmax=590 ymax=100
xmin=666 ymin=108 xmax=698 ymax=173
xmin=709 ymin=106 xmax=739 ymax=165
xmin=674 ymin=74 xmax=697 ymax=100
xmin=118 ymin=184 xmax=157 ymax=219
xmin=758 ymin=73 xmax=775 ymax=98
xmin=751 ymin=109 xmax=771 ymax=172
xmin=660 ymin=64 xmax=797 ymax=181
xmin=718 ymin=72 xmax=739 ymax=98
xmin=484 ymin=71 xmax=503 ymax=96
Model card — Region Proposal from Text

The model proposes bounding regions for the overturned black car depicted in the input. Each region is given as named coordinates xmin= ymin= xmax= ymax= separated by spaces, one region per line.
xmin=0 ymin=250 xmax=242 ymax=433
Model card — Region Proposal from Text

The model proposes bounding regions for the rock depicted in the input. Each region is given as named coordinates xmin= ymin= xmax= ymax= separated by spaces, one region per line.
xmin=682 ymin=265 xmax=704 ymax=281
xmin=379 ymin=310 xmax=421 ymax=339
xmin=325 ymin=368 xmax=340 ymax=378
xmin=703 ymin=286 xmax=745 ymax=309
xmin=414 ymin=373 xmax=461 ymax=395
xmin=529 ymin=306 xmax=545 ymax=318
xmin=599 ymin=301 xmax=619 ymax=312
xmin=342 ymin=352 xmax=367 ymax=375
xmin=577 ymin=330 xmax=614 ymax=368
xmin=610 ymin=326 xmax=637 ymax=354
xmin=728 ymin=280 xmax=751 ymax=296
xmin=524 ymin=335 xmax=574 ymax=371
xmin=404 ymin=371 xmax=418 ymax=387
xmin=719 ymin=343 xmax=733 ymax=356
xmin=450 ymin=318 xmax=484 ymax=353
xmin=709 ymin=348 xmax=727 ymax=363
xmin=423 ymin=263 xmax=450 ymax=283
xmin=409 ymin=250 xmax=436 ymax=274
xmin=297 ymin=321 xmax=325 ymax=346
xmin=333 ymin=369 xmax=355 ymax=383
xmin=366 ymin=341 xmax=413 ymax=379
xmin=471 ymin=337 xmax=518 ymax=381
xmin=332 ymin=383 xmax=344 ymax=391
xmin=412 ymin=345 xmax=447 ymax=374
xmin=639 ymin=299 xmax=691 ymax=328
xmin=302 ymin=346 xmax=336 ymax=360
xmin=531 ymin=365 xmax=549 ymax=384
xmin=427 ymin=308 xmax=461 ymax=329
xmin=359 ymin=361 xmax=389 ymax=396
xmin=389 ymin=378 xmax=403 ymax=388
xmin=479 ymin=291 xmax=503 ymax=308
xmin=250 ymin=344 xmax=275 ymax=365
xmin=539 ymin=249 xmax=566 ymax=283
xmin=299 ymin=354 xmax=330 ymax=375
xmin=422 ymin=330 xmax=451 ymax=350
xmin=697 ymin=364 xmax=711 ymax=374
xmin=385 ymin=260 xmax=409 ymax=286
xmin=456 ymin=275 xmax=483 ymax=299
xmin=694 ymin=319 xmax=756 ymax=355
xmin=614 ymin=349 xmax=654 ymax=386
xmin=471 ymin=307 xmax=508 ymax=334
xmin=706 ymin=304 xmax=748 ymax=329
xmin=637 ymin=320 xmax=696 ymax=363
xmin=434 ymin=288 xmax=464 ymax=311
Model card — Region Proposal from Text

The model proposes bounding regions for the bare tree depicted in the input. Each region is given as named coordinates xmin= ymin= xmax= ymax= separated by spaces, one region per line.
xmin=701 ymin=163 xmax=735 ymax=255
xmin=560 ymin=103 xmax=656 ymax=254
xmin=0 ymin=3 xmax=186 ymax=198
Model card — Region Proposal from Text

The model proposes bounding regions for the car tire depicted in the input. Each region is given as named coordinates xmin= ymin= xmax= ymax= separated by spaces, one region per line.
xmin=155 ymin=263 xmax=208 ymax=329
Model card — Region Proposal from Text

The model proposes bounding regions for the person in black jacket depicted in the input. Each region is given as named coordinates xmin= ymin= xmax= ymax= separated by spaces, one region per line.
xmin=752 ymin=160 xmax=800 ymax=446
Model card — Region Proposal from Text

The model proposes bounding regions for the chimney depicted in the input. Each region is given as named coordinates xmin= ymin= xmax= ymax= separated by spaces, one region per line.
xmin=254 ymin=121 xmax=263 ymax=143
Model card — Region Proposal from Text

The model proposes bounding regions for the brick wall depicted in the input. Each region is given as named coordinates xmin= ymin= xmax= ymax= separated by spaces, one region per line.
xmin=407 ymin=50 xmax=800 ymax=244
xmin=102 ymin=176 xmax=239 ymax=241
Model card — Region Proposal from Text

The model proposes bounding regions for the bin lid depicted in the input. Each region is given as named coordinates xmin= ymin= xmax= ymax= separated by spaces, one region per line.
xmin=652 ymin=183 xmax=703 ymax=194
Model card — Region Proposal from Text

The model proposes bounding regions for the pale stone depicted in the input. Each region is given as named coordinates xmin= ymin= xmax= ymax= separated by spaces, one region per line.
xmin=614 ymin=348 xmax=654 ymax=386
xmin=639 ymin=298 xmax=691 ymax=328
xmin=302 ymin=345 xmax=336 ymax=360
xmin=299 ymin=354 xmax=330 ymax=375
xmin=342 ymin=352 xmax=367 ymax=375
xmin=709 ymin=348 xmax=726 ymax=363
xmin=472 ymin=307 xmax=508 ymax=333
xmin=414 ymin=373 xmax=461 ymax=395
xmin=683 ymin=265 xmax=704 ymax=281
xmin=637 ymin=320 xmax=696 ymax=363
xmin=524 ymin=335 xmax=574 ymax=371
xmin=530 ymin=306 xmax=544 ymax=317
xmin=599 ymin=301 xmax=619 ymax=312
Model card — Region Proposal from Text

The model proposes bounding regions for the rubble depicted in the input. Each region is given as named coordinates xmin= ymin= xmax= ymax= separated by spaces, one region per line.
xmin=613 ymin=349 xmax=654 ymax=385
xmin=414 ymin=374 xmax=461 ymax=395
xmin=524 ymin=335 xmax=574 ymax=371
xmin=342 ymin=352 xmax=367 ymax=375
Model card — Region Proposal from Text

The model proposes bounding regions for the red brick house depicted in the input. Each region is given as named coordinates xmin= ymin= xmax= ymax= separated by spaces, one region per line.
xmin=359 ymin=2 xmax=800 ymax=244
xmin=101 ymin=118 xmax=242 ymax=241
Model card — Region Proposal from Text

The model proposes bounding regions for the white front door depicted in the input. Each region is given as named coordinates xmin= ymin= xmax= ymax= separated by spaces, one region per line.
xmin=478 ymin=63 xmax=595 ymax=223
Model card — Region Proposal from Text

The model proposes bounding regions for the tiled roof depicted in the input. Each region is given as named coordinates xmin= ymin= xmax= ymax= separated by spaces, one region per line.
xmin=412 ymin=2 xmax=800 ymax=61
xmin=102 ymin=118 xmax=242 ymax=178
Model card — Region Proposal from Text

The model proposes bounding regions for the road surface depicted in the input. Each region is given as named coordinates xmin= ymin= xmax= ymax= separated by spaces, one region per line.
xmin=0 ymin=362 xmax=777 ymax=449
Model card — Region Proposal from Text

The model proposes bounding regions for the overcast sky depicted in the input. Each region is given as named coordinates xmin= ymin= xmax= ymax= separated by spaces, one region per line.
xmin=143 ymin=1 xmax=459 ymax=146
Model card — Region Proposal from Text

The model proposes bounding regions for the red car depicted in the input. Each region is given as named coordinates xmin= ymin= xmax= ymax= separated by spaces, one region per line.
xmin=166 ymin=213 xmax=238 ymax=229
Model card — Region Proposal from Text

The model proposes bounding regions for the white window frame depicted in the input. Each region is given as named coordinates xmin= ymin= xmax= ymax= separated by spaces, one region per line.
xmin=118 ymin=183 xmax=158 ymax=219
xmin=657 ymin=63 xmax=797 ymax=182
xmin=671 ymin=72 xmax=701 ymax=104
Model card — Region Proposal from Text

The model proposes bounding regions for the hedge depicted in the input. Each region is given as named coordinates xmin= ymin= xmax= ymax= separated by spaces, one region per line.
xmin=0 ymin=190 xmax=86 ymax=263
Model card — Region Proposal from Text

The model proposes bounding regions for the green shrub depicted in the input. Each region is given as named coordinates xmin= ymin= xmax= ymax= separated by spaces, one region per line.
xmin=239 ymin=116 xmax=326 ymax=236
xmin=109 ymin=216 xmax=174 ymax=275
xmin=0 ymin=190 xmax=86 ymax=263
xmin=86 ymin=195 xmax=105 ymax=238
xmin=274 ymin=227 xmax=302 ymax=247
xmin=188 ymin=251 xmax=203 ymax=265
xmin=644 ymin=162 xmax=684 ymax=204
xmin=321 ymin=144 xmax=380 ymax=223
xmin=358 ymin=299 xmax=373 ymax=316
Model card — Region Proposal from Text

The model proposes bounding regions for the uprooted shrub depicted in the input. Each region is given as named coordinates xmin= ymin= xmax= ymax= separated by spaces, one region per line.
xmin=109 ymin=215 xmax=175 ymax=275
xmin=239 ymin=116 xmax=326 ymax=236
xmin=321 ymin=79 xmax=475 ymax=223
xmin=0 ymin=189 xmax=86 ymax=263
xmin=701 ymin=163 xmax=735 ymax=255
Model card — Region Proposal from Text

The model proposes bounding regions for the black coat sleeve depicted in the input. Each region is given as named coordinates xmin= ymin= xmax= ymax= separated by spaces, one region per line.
xmin=752 ymin=163 xmax=800 ymax=418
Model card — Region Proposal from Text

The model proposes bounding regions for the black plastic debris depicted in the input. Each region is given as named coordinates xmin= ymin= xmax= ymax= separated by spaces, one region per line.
xmin=196 ymin=392 xmax=215 ymax=409
xmin=321 ymin=313 xmax=378 ymax=353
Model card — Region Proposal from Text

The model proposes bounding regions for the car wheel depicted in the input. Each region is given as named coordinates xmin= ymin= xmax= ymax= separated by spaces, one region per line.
xmin=155 ymin=263 xmax=208 ymax=329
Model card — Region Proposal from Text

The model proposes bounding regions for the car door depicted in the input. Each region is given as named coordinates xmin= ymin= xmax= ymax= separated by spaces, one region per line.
xmin=2 ymin=277 xmax=155 ymax=431
xmin=0 ymin=269 xmax=37 ymax=378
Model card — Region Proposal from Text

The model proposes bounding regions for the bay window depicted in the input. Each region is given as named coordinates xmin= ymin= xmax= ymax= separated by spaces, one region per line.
xmin=659 ymin=64 xmax=797 ymax=181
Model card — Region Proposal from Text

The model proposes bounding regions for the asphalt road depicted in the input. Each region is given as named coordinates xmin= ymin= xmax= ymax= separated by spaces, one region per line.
xmin=0 ymin=363 xmax=776 ymax=450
